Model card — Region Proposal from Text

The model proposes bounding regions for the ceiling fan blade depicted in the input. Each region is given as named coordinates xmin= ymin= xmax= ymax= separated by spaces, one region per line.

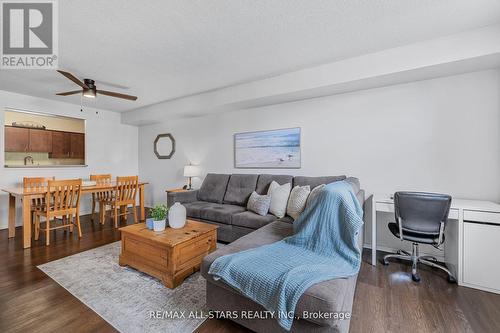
xmin=56 ymin=70 xmax=88 ymax=89
xmin=56 ymin=90 xmax=82 ymax=96
xmin=98 ymin=90 xmax=138 ymax=101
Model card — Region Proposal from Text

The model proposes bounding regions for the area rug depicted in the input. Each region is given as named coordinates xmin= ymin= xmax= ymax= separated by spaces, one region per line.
xmin=38 ymin=241 xmax=214 ymax=333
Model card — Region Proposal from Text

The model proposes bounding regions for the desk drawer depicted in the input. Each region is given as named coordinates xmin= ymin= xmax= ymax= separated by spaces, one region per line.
xmin=464 ymin=210 xmax=500 ymax=225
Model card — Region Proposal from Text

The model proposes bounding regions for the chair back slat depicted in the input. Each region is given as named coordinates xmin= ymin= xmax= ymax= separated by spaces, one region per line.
xmin=91 ymin=174 xmax=112 ymax=200
xmin=90 ymin=174 xmax=112 ymax=185
xmin=116 ymin=176 xmax=138 ymax=203
xmin=24 ymin=177 xmax=54 ymax=207
xmin=23 ymin=177 xmax=54 ymax=189
xmin=46 ymin=179 xmax=82 ymax=214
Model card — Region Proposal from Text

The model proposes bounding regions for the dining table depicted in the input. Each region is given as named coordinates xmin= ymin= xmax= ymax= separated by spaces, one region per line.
xmin=2 ymin=181 xmax=148 ymax=249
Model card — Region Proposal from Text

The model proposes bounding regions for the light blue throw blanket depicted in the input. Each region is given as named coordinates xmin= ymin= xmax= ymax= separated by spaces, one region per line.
xmin=208 ymin=181 xmax=364 ymax=330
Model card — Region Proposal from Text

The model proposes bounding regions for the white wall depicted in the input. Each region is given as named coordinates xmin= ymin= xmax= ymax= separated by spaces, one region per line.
xmin=0 ymin=90 xmax=139 ymax=229
xmin=138 ymin=69 xmax=500 ymax=256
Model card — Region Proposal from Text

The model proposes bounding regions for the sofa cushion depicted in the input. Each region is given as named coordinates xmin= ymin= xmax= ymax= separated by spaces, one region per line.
xmin=201 ymin=221 xmax=359 ymax=328
xmin=277 ymin=216 xmax=294 ymax=224
xmin=223 ymin=174 xmax=259 ymax=206
xmin=198 ymin=173 xmax=230 ymax=204
xmin=199 ymin=204 xmax=246 ymax=224
xmin=183 ymin=201 xmax=218 ymax=219
xmin=232 ymin=211 xmax=277 ymax=229
xmin=293 ymin=175 xmax=346 ymax=189
xmin=255 ymin=174 xmax=293 ymax=195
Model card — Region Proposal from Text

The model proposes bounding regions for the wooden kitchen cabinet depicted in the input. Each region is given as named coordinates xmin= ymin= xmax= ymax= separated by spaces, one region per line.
xmin=51 ymin=131 xmax=71 ymax=158
xmin=5 ymin=126 xmax=29 ymax=152
xmin=28 ymin=128 xmax=52 ymax=152
xmin=70 ymin=133 xmax=85 ymax=159
xmin=5 ymin=126 xmax=84 ymax=159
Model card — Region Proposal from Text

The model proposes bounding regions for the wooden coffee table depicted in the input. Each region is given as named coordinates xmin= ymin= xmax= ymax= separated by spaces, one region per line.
xmin=119 ymin=220 xmax=217 ymax=288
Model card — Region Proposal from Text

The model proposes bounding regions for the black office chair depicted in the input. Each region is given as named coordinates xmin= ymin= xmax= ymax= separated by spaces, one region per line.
xmin=382 ymin=191 xmax=456 ymax=283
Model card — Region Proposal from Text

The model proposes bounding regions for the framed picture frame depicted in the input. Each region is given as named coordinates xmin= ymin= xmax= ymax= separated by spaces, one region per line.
xmin=234 ymin=127 xmax=301 ymax=169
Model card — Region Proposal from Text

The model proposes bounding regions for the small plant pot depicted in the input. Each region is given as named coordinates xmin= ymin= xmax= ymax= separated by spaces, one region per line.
xmin=153 ymin=219 xmax=166 ymax=232
xmin=146 ymin=218 xmax=154 ymax=230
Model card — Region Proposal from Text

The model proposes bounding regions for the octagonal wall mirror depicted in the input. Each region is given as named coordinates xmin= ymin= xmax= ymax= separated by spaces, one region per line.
xmin=154 ymin=133 xmax=175 ymax=159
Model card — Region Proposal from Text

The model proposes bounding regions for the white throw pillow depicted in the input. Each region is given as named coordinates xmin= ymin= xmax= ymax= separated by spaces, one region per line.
xmin=286 ymin=185 xmax=311 ymax=220
xmin=267 ymin=181 xmax=291 ymax=218
xmin=306 ymin=184 xmax=326 ymax=207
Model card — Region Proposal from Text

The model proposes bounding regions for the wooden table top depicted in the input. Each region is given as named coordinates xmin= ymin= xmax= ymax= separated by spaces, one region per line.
xmin=2 ymin=181 xmax=148 ymax=197
xmin=119 ymin=220 xmax=217 ymax=247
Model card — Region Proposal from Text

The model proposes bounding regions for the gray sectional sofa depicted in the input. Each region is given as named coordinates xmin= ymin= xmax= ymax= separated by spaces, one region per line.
xmin=201 ymin=221 xmax=364 ymax=333
xmin=167 ymin=173 xmax=361 ymax=243
xmin=169 ymin=173 xmax=364 ymax=332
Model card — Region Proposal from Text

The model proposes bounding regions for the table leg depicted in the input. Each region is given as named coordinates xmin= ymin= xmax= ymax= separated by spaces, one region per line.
xmin=8 ymin=194 xmax=16 ymax=238
xmin=139 ymin=184 xmax=145 ymax=221
xmin=371 ymin=196 xmax=377 ymax=266
xmin=22 ymin=197 xmax=31 ymax=249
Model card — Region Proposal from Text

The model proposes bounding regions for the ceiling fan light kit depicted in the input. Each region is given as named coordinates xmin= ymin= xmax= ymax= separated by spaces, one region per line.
xmin=82 ymin=79 xmax=97 ymax=98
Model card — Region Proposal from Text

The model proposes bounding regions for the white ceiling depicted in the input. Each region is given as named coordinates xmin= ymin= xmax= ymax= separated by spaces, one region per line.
xmin=1 ymin=0 xmax=500 ymax=113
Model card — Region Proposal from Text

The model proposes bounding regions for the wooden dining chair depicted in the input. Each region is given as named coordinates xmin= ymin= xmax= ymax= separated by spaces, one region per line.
xmin=34 ymin=179 xmax=82 ymax=246
xmin=23 ymin=177 xmax=55 ymax=228
xmin=90 ymin=174 xmax=112 ymax=223
xmin=100 ymin=176 xmax=138 ymax=228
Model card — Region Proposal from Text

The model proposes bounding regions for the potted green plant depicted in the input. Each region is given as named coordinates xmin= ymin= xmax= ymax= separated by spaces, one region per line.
xmin=150 ymin=204 xmax=169 ymax=232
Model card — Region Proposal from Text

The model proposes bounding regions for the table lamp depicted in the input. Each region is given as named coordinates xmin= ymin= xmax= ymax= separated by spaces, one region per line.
xmin=183 ymin=165 xmax=199 ymax=190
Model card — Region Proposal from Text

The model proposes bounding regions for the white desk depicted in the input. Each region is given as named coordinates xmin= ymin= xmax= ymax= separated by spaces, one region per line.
xmin=371 ymin=194 xmax=500 ymax=294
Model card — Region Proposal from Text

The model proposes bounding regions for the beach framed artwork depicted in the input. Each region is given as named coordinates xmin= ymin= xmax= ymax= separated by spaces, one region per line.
xmin=234 ymin=127 xmax=301 ymax=168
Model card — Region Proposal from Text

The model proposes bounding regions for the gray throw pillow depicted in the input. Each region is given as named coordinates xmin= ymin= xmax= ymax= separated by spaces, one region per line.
xmin=247 ymin=191 xmax=271 ymax=216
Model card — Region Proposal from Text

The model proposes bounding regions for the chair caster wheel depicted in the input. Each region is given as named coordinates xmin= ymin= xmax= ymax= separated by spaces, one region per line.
xmin=447 ymin=275 xmax=457 ymax=283
xmin=412 ymin=273 xmax=421 ymax=282
xmin=381 ymin=259 xmax=389 ymax=266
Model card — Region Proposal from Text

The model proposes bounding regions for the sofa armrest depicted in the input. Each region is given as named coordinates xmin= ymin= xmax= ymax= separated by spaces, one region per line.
xmin=167 ymin=190 xmax=198 ymax=207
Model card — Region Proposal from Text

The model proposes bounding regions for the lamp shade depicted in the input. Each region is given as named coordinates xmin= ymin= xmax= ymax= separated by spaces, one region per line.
xmin=183 ymin=165 xmax=199 ymax=177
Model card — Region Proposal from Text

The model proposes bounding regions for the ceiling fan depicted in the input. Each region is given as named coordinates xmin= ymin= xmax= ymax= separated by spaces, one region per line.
xmin=55 ymin=70 xmax=138 ymax=101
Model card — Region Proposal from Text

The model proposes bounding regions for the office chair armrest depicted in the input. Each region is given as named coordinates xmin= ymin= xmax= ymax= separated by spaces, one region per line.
xmin=397 ymin=217 xmax=404 ymax=241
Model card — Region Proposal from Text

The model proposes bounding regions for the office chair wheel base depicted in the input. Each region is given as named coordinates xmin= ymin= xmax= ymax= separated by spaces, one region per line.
xmin=447 ymin=275 xmax=457 ymax=283
xmin=412 ymin=273 xmax=421 ymax=282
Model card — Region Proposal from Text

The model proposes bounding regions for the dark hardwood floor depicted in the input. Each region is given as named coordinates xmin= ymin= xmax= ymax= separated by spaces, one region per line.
xmin=1 ymin=212 xmax=499 ymax=333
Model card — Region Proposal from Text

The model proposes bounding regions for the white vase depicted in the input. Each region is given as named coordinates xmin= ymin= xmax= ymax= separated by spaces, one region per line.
xmin=168 ymin=202 xmax=186 ymax=229
xmin=153 ymin=219 xmax=166 ymax=232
